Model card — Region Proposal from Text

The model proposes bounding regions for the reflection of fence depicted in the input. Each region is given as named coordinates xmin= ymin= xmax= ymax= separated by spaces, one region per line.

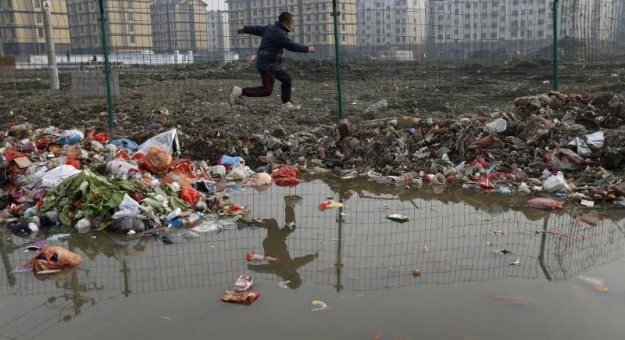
xmin=2 ymin=179 xmax=625 ymax=301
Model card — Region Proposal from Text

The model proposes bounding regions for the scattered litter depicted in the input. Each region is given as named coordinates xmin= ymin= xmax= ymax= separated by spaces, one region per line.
xmin=411 ymin=268 xmax=422 ymax=277
xmin=245 ymin=250 xmax=278 ymax=262
xmin=385 ymin=214 xmax=408 ymax=223
xmin=221 ymin=290 xmax=260 ymax=304
xmin=318 ymin=200 xmax=343 ymax=211
xmin=493 ymin=249 xmax=512 ymax=255
xmin=509 ymin=259 xmax=520 ymax=265
xmin=578 ymin=276 xmax=609 ymax=293
xmin=311 ymin=300 xmax=328 ymax=312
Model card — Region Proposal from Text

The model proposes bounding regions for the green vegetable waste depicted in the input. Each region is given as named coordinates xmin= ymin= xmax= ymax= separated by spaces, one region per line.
xmin=40 ymin=169 xmax=149 ymax=226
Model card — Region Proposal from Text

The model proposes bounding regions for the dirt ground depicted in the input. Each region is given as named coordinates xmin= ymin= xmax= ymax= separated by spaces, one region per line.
xmin=1 ymin=59 xmax=624 ymax=172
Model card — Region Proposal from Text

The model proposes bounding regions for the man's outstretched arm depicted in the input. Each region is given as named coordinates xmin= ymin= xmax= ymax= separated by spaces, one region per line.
xmin=237 ymin=26 xmax=267 ymax=37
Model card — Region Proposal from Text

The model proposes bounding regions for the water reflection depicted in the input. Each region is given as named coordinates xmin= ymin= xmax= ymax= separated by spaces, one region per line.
xmin=1 ymin=177 xmax=625 ymax=301
xmin=246 ymin=195 xmax=319 ymax=289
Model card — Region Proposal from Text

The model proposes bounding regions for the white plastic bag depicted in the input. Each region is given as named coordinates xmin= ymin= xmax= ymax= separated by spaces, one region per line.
xmin=40 ymin=165 xmax=81 ymax=189
xmin=138 ymin=129 xmax=180 ymax=155
xmin=543 ymin=171 xmax=570 ymax=192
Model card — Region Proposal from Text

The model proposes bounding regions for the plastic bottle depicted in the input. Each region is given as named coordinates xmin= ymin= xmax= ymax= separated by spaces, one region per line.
xmin=166 ymin=207 xmax=182 ymax=221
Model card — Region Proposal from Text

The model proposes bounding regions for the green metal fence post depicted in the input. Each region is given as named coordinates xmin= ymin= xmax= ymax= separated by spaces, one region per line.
xmin=552 ymin=0 xmax=560 ymax=91
xmin=97 ymin=0 xmax=115 ymax=134
xmin=332 ymin=0 xmax=345 ymax=120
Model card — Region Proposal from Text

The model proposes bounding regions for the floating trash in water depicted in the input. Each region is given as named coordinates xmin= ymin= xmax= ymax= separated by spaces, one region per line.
xmin=386 ymin=214 xmax=408 ymax=223
xmin=578 ymin=276 xmax=609 ymax=293
xmin=491 ymin=295 xmax=531 ymax=306
xmin=278 ymin=280 xmax=291 ymax=288
xmin=509 ymin=259 xmax=520 ymax=265
xmin=311 ymin=300 xmax=328 ymax=312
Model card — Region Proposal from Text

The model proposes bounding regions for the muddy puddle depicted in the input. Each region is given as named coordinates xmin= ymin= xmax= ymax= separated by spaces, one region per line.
xmin=2 ymin=178 xmax=625 ymax=339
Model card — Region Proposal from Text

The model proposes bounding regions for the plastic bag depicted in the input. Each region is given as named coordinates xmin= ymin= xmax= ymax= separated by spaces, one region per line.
xmin=179 ymin=186 xmax=201 ymax=204
xmin=65 ymin=158 xmax=81 ymax=169
xmin=106 ymin=160 xmax=139 ymax=178
xmin=40 ymin=165 xmax=81 ymax=189
xmin=221 ymin=290 xmax=260 ymax=304
xmin=27 ymin=246 xmax=82 ymax=273
xmin=271 ymin=166 xmax=301 ymax=187
xmin=218 ymin=155 xmax=245 ymax=166
xmin=138 ymin=129 xmax=179 ymax=155
xmin=119 ymin=193 xmax=141 ymax=213
xmin=110 ymin=138 xmax=139 ymax=153
xmin=57 ymin=129 xmax=84 ymax=145
xmin=527 ymin=198 xmax=562 ymax=210
xmin=139 ymin=146 xmax=172 ymax=174
xmin=225 ymin=164 xmax=254 ymax=180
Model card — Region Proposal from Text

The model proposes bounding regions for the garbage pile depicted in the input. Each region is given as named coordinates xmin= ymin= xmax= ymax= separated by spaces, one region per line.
xmin=0 ymin=125 xmax=293 ymax=242
xmin=230 ymin=91 xmax=625 ymax=204
xmin=3 ymin=90 xmax=625 ymax=238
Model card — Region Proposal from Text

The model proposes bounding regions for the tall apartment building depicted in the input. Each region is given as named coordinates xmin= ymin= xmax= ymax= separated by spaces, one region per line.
xmin=357 ymin=0 xmax=427 ymax=60
xmin=150 ymin=0 xmax=208 ymax=53
xmin=207 ymin=10 xmax=231 ymax=58
xmin=0 ymin=0 xmax=70 ymax=59
xmin=427 ymin=0 xmax=570 ymax=59
xmin=67 ymin=0 xmax=152 ymax=54
xmin=569 ymin=0 xmax=622 ymax=45
xmin=226 ymin=0 xmax=358 ymax=58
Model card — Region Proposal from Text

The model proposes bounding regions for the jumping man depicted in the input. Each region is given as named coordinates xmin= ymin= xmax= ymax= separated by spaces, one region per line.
xmin=230 ymin=12 xmax=315 ymax=111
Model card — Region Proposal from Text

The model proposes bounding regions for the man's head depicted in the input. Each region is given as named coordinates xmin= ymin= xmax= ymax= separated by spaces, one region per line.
xmin=279 ymin=12 xmax=295 ymax=31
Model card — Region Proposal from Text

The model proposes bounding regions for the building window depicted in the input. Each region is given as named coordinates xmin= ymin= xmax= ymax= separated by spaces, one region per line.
xmin=129 ymin=24 xmax=134 ymax=32
xmin=38 ymin=28 xmax=44 ymax=38
xmin=130 ymin=35 xmax=136 ymax=43
xmin=36 ymin=13 xmax=43 ymax=23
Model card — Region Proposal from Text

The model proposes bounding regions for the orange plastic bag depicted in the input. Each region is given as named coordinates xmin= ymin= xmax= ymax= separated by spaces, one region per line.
xmin=179 ymin=186 xmax=201 ymax=204
xmin=139 ymin=146 xmax=172 ymax=174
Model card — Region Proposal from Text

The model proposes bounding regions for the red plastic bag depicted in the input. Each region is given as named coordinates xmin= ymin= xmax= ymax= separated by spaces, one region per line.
xmin=65 ymin=158 xmax=81 ymax=169
xmin=271 ymin=165 xmax=301 ymax=187
xmin=179 ymin=186 xmax=201 ymax=204
xmin=527 ymin=198 xmax=562 ymax=210
xmin=478 ymin=176 xmax=495 ymax=190
xmin=271 ymin=166 xmax=299 ymax=179
xmin=274 ymin=177 xmax=302 ymax=187
xmin=139 ymin=146 xmax=172 ymax=174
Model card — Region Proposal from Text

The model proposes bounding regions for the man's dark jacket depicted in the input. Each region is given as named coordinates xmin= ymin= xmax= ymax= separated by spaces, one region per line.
xmin=243 ymin=22 xmax=309 ymax=70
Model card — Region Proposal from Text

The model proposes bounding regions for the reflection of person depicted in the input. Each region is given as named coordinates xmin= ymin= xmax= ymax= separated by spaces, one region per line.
xmin=230 ymin=12 xmax=315 ymax=111
xmin=66 ymin=50 xmax=70 ymax=62
xmin=248 ymin=195 xmax=317 ymax=289
xmin=92 ymin=55 xmax=97 ymax=62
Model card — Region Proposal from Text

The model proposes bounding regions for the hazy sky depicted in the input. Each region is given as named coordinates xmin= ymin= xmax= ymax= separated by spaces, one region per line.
xmin=207 ymin=0 xmax=227 ymax=11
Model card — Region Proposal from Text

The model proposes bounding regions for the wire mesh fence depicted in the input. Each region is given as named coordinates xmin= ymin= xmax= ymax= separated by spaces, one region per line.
xmin=2 ymin=179 xmax=625 ymax=299
xmin=1 ymin=0 xmax=624 ymax=100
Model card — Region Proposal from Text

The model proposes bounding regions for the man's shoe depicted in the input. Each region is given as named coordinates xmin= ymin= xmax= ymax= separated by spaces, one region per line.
xmin=230 ymin=86 xmax=243 ymax=105
xmin=281 ymin=101 xmax=301 ymax=111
